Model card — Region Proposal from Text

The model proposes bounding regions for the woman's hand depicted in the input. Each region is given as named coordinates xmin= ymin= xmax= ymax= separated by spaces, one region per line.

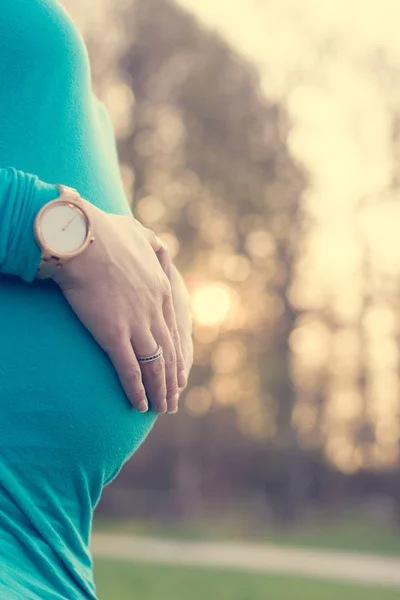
xmin=134 ymin=224 xmax=194 ymax=413
xmin=51 ymin=200 xmax=186 ymax=414
xmin=127 ymin=224 xmax=193 ymax=414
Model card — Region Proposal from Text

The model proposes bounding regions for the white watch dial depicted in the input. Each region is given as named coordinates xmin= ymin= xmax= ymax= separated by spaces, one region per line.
xmin=41 ymin=203 xmax=88 ymax=253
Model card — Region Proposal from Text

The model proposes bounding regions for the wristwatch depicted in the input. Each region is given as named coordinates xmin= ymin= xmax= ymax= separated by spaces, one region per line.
xmin=34 ymin=184 xmax=95 ymax=280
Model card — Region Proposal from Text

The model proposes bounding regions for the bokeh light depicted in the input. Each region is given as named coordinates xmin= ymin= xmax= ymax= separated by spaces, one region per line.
xmin=191 ymin=282 xmax=234 ymax=326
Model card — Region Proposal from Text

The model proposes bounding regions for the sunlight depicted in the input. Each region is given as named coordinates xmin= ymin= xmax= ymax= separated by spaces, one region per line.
xmin=192 ymin=282 xmax=233 ymax=326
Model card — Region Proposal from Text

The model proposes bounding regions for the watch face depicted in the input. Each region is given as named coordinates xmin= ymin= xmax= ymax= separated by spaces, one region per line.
xmin=40 ymin=202 xmax=88 ymax=254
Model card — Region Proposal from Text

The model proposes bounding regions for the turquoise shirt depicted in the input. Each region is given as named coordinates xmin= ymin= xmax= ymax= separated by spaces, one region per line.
xmin=0 ymin=1 xmax=157 ymax=598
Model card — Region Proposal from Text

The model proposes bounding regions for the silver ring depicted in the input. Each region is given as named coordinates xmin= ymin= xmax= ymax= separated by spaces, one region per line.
xmin=137 ymin=344 xmax=163 ymax=363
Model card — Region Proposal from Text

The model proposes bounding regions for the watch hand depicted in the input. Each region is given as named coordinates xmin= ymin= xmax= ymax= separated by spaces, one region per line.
xmin=62 ymin=215 xmax=77 ymax=231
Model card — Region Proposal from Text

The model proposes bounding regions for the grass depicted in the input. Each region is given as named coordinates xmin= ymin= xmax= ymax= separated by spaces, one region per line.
xmin=258 ymin=516 xmax=400 ymax=556
xmin=94 ymin=560 xmax=400 ymax=600
xmin=93 ymin=513 xmax=400 ymax=557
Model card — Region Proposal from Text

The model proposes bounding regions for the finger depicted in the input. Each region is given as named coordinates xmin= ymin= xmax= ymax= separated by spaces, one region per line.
xmin=134 ymin=222 xmax=163 ymax=252
xmin=156 ymin=242 xmax=171 ymax=278
xmin=178 ymin=336 xmax=193 ymax=392
xmin=152 ymin=319 xmax=180 ymax=414
xmin=133 ymin=334 xmax=167 ymax=413
xmin=134 ymin=222 xmax=171 ymax=277
xmin=106 ymin=336 xmax=148 ymax=412
xmin=163 ymin=292 xmax=187 ymax=391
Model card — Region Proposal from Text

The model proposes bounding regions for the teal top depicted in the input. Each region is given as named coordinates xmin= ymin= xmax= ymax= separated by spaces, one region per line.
xmin=0 ymin=1 xmax=158 ymax=598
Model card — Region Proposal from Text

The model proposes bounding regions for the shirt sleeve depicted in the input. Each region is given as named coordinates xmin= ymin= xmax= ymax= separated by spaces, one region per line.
xmin=0 ymin=167 xmax=59 ymax=283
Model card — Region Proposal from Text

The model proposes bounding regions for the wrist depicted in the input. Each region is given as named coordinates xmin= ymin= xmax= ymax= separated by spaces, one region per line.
xmin=0 ymin=168 xmax=59 ymax=283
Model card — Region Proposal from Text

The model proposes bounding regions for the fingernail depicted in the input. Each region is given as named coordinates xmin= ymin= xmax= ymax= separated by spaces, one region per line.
xmin=159 ymin=401 xmax=168 ymax=413
xmin=137 ymin=400 xmax=148 ymax=413
xmin=166 ymin=393 xmax=180 ymax=415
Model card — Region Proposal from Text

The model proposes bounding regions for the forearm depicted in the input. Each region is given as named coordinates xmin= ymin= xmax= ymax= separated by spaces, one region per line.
xmin=0 ymin=167 xmax=59 ymax=281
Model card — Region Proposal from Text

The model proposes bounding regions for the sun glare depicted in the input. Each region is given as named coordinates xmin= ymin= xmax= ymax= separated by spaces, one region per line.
xmin=192 ymin=282 xmax=233 ymax=326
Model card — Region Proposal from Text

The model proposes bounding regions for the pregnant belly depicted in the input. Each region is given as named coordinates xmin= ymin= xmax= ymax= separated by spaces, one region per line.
xmin=0 ymin=274 xmax=158 ymax=488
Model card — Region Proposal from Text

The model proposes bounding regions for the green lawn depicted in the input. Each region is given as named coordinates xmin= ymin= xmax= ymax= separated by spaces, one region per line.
xmin=93 ymin=513 xmax=400 ymax=557
xmin=260 ymin=517 xmax=400 ymax=556
xmin=94 ymin=560 xmax=399 ymax=600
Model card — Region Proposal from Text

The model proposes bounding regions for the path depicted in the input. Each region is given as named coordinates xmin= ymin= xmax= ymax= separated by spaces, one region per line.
xmin=91 ymin=533 xmax=400 ymax=589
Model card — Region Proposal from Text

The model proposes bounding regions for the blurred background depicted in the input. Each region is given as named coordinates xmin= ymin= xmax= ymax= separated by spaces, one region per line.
xmin=64 ymin=1 xmax=400 ymax=598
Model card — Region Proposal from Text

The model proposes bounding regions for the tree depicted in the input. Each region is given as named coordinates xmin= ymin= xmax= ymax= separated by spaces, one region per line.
xmin=109 ymin=0 xmax=307 ymax=522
